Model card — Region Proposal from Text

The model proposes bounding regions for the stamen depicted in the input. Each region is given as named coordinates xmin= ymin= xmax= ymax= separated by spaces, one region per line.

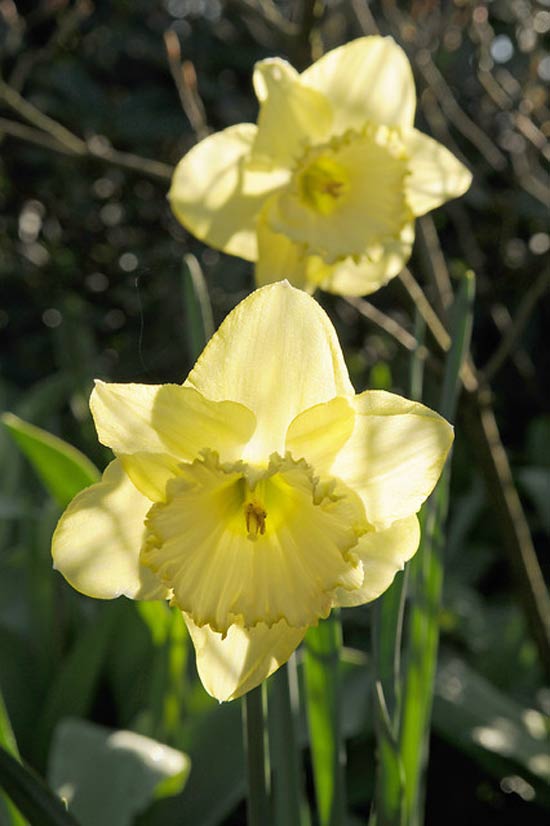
xmin=245 ymin=501 xmax=267 ymax=538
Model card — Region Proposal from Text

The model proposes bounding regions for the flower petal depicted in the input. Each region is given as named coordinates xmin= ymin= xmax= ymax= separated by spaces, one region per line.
xmin=301 ymin=36 xmax=416 ymax=133
xmin=330 ymin=390 xmax=454 ymax=528
xmin=333 ymin=515 xmax=420 ymax=607
xmin=91 ymin=382 xmax=256 ymax=463
xmin=185 ymin=282 xmax=354 ymax=461
xmin=184 ymin=614 xmax=306 ymax=702
xmin=270 ymin=126 xmax=411 ymax=262
xmin=142 ymin=453 xmax=364 ymax=633
xmin=286 ymin=396 xmax=355 ymax=473
xmin=52 ymin=459 xmax=167 ymax=600
xmin=119 ymin=452 xmax=182 ymax=502
xmin=403 ymin=128 xmax=472 ymax=216
xmin=255 ymin=206 xmax=311 ymax=290
xmin=252 ymin=58 xmax=333 ymax=167
xmin=169 ymin=124 xmax=288 ymax=260
xmin=307 ymin=224 xmax=415 ymax=297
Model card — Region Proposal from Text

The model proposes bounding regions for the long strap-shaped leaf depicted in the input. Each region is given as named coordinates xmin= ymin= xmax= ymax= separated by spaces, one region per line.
xmin=304 ymin=610 xmax=346 ymax=826
xmin=399 ymin=271 xmax=475 ymax=826
xmin=0 ymin=746 xmax=80 ymax=826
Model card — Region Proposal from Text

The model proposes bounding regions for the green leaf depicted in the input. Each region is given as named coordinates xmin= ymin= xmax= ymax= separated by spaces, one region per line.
xmin=304 ymin=612 xmax=346 ymax=826
xmin=47 ymin=719 xmax=190 ymax=826
xmin=35 ymin=604 xmax=120 ymax=769
xmin=181 ymin=253 xmax=214 ymax=362
xmin=0 ymin=745 xmax=79 ymax=826
xmin=433 ymin=656 xmax=550 ymax=801
xmin=1 ymin=414 xmax=99 ymax=509
xmin=399 ymin=271 xmax=476 ymax=826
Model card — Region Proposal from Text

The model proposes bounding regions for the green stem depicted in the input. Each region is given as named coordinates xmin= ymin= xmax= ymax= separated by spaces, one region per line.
xmin=269 ymin=658 xmax=309 ymax=826
xmin=243 ymin=685 xmax=271 ymax=826
xmin=304 ymin=612 xmax=346 ymax=826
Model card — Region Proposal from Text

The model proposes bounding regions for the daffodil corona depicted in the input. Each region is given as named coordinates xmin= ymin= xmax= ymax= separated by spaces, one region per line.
xmin=52 ymin=282 xmax=453 ymax=701
xmin=169 ymin=37 xmax=472 ymax=296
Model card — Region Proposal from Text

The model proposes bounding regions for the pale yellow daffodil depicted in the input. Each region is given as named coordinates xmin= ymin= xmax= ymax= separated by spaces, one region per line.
xmin=52 ymin=282 xmax=453 ymax=701
xmin=169 ymin=36 xmax=472 ymax=296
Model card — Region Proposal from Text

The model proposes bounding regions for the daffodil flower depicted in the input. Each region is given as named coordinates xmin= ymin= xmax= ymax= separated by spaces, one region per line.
xmin=52 ymin=282 xmax=453 ymax=701
xmin=169 ymin=36 xmax=472 ymax=296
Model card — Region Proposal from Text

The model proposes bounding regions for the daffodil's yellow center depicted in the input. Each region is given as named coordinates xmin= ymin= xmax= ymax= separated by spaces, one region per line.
xmin=142 ymin=450 xmax=366 ymax=634
xmin=269 ymin=125 xmax=412 ymax=263
xmin=298 ymin=157 xmax=350 ymax=216
xmin=245 ymin=500 xmax=267 ymax=538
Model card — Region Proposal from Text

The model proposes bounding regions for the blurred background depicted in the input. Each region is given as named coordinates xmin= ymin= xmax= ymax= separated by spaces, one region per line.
xmin=0 ymin=1 xmax=549 ymax=825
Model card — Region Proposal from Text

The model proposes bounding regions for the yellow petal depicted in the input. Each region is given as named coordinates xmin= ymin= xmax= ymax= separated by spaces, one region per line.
xmin=52 ymin=459 xmax=167 ymax=600
xmin=142 ymin=452 xmax=364 ymax=634
xmin=307 ymin=224 xmax=415 ymax=297
xmin=252 ymin=58 xmax=333 ymax=167
xmin=185 ymin=282 xmax=354 ymax=461
xmin=286 ymin=396 xmax=355 ymax=473
xmin=301 ymin=36 xmax=416 ymax=133
xmin=334 ymin=515 xmax=420 ymax=607
xmin=269 ymin=126 xmax=411 ymax=262
xmin=91 ymin=382 xmax=256 ymax=463
xmin=184 ymin=614 xmax=306 ymax=702
xmin=255 ymin=206 xmax=311 ymax=290
xmin=330 ymin=390 xmax=454 ymax=529
xmin=403 ymin=128 xmax=472 ymax=216
xmin=168 ymin=124 xmax=288 ymax=260
xmin=119 ymin=452 xmax=182 ymax=502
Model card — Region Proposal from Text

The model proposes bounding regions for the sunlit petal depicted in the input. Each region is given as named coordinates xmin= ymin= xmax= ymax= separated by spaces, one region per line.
xmin=142 ymin=452 xmax=364 ymax=634
xmin=91 ymin=382 xmax=256 ymax=463
xmin=255 ymin=208 xmax=311 ymax=290
xmin=119 ymin=452 xmax=182 ymax=503
xmin=334 ymin=515 xmax=420 ymax=607
xmin=331 ymin=390 xmax=454 ymax=528
xmin=185 ymin=282 xmax=354 ymax=460
xmin=301 ymin=36 xmax=416 ymax=133
xmin=52 ymin=459 xmax=166 ymax=600
xmin=169 ymin=124 xmax=288 ymax=260
xmin=270 ymin=126 xmax=411 ymax=262
xmin=403 ymin=128 xmax=472 ymax=216
xmin=184 ymin=614 xmax=306 ymax=702
xmin=286 ymin=396 xmax=355 ymax=474
xmin=308 ymin=224 xmax=415 ymax=296
xmin=252 ymin=58 xmax=333 ymax=166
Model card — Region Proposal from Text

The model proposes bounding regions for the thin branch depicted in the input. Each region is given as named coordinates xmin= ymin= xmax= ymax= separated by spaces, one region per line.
xmin=0 ymin=82 xmax=173 ymax=181
xmin=345 ymin=295 xmax=429 ymax=358
xmin=484 ymin=268 xmax=550 ymax=382
xmin=164 ymin=31 xmax=210 ymax=142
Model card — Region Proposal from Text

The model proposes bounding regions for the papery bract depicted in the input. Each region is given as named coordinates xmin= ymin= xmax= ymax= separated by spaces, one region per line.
xmin=52 ymin=282 xmax=453 ymax=701
xmin=169 ymin=37 xmax=472 ymax=296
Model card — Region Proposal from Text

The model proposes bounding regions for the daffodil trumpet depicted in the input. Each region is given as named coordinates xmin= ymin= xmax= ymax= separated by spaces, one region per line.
xmin=52 ymin=282 xmax=453 ymax=701
xmin=169 ymin=36 xmax=472 ymax=297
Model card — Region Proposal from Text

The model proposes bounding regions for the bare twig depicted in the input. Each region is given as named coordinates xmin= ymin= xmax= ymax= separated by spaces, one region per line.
xmin=345 ymin=295 xmax=429 ymax=359
xmin=164 ymin=31 xmax=210 ymax=142
xmin=484 ymin=269 xmax=550 ymax=382
xmin=0 ymin=80 xmax=173 ymax=181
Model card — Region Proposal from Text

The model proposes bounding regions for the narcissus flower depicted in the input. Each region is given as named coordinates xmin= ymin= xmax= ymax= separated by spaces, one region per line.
xmin=169 ymin=36 xmax=472 ymax=296
xmin=52 ymin=282 xmax=453 ymax=701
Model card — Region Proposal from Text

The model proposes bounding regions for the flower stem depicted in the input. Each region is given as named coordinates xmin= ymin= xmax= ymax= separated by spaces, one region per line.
xmin=269 ymin=658 xmax=310 ymax=826
xmin=243 ymin=684 xmax=271 ymax=826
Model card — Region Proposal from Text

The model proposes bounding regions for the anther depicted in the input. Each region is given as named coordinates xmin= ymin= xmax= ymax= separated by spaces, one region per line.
xmin=245 ymin=501 xmax=267 ymax=538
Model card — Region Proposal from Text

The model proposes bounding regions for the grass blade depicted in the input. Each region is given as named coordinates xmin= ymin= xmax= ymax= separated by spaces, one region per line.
xmin=399 ymin=271 xmax=475 ymax=825
xmin=181 ymin=253 xmax=214 ymax=362
xmin=0 ymin=746 xmax=79 ymax=826
xmin=303 ymin=612 xmax=346 ymax=826
xmin=1 ymin=414 xmax=99 ymax=509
